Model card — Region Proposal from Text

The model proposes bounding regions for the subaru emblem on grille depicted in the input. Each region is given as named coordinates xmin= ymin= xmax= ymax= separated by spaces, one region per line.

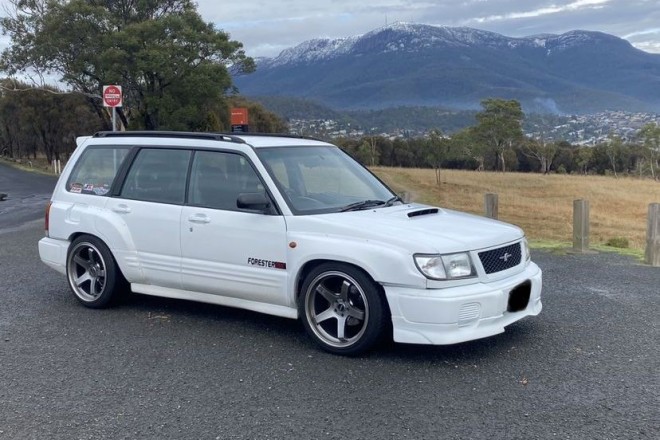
xmin=499 ymin=252 xmax=512 ymax=262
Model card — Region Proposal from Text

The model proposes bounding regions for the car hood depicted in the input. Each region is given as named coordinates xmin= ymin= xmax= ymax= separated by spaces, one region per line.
xmin=287 ymin=204 xmax=524 ymax=254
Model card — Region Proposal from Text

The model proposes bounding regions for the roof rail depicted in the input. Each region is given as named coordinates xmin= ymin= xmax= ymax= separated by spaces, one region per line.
xmin=219 ymin=132 xmax=322 ymax=142
xmin=92 ymin=131 xmax=246 ymax=144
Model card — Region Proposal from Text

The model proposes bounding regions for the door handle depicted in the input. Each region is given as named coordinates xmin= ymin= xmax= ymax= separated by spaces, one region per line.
xmin=188 ymin=213 xmax=211 ymax=224
xmin=112 ymin=204 xmax=131 ymax=214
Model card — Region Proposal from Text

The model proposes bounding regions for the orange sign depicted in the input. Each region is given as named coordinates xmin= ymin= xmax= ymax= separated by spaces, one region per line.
xmin=231 ymin=108 xmax=249 ymax=125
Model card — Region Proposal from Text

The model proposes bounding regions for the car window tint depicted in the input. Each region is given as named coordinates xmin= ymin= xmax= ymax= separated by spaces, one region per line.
xmin=120 ymin=149 xmax=191 ymax=204
xmin=66 ymin=147 xmax=130 ymax=196
xmin=188 ymin=151 xmax=264 ymax=211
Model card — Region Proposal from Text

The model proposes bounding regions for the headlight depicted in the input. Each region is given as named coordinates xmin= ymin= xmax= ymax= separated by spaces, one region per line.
xmin=522 ymin=238 xmax=531 ymax=262
xmin=414 ymin=253 xmax=476 ymax=280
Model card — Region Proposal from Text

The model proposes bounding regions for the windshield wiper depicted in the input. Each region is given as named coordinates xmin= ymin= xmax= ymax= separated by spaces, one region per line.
xmin=340 ymin=199 xmax=386 ymax=212
xmin=383 ymin=195 xmax=403 ymax=207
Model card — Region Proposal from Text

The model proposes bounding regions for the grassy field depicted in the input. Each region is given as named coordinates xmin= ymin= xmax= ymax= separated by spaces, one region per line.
xmin=3 ymin=156 xmax=659 ymax=255
xmin=372 ymin=167 xmax=660 ymax=255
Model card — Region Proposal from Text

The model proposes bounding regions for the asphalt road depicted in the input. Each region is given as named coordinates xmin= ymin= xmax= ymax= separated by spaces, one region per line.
xmin=0 ymin=164 xmax=658 ymax=439
xmin=0 ymin=161 xmax=57 ymax=230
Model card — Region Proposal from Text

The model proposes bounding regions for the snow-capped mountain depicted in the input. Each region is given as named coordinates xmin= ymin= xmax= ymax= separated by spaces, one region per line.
xmin=234 ymin=23 xmax=660 ymax=114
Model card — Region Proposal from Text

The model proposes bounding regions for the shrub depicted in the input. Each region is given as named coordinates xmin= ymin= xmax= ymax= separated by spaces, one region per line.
xmin=605 ymin=237 xmax=629 ymax=248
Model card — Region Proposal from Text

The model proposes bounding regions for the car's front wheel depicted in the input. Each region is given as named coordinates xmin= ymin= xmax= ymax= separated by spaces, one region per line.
xmin=66 ymin=235 xmax=125 ymax=308
xmin=299 ymin=263 xmax=388 ymax=355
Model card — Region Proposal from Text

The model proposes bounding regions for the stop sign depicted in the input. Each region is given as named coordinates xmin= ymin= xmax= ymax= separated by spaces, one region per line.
xmin=102 ymin=85 xmax=122 ymax=108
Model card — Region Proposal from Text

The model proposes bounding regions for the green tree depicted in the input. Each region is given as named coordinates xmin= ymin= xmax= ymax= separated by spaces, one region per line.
xmin=0 ymin=79 xmax=103 ymax=162
xmin=521 ymin=137 xmax=557 ymax=174
xmin=575 ymin=147 xmax=593 ymax=175
xmin=474 ymin=99 xmax=524 ymax=172
xmin=425 ymin=129 xmax=454 ymax=184
xmin=552 ymin=141 xmax=576 ymax=174
xmin=637 ymin=123 xmax=660 ymax=180
xmin=451 ymin=127 xmax=485 ymax=171
xmin=1 ymin=0 xmax=254 ymax=130
xmin=225 ymin=97 xmax=288 ymax=133
xmin=604 ymin=135 xmax=624 ymax=178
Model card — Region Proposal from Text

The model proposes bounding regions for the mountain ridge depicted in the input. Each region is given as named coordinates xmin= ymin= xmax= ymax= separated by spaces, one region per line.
xmin=235 ymin=23 xmax=660 ymax=114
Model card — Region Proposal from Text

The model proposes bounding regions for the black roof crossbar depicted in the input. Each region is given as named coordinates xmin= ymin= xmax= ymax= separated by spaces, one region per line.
xmin=92 ymin=131 xmax=247 ymax=144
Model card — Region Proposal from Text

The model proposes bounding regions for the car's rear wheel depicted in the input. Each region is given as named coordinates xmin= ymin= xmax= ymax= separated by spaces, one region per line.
xmin=66 ymin=235 xmax=124 ymax=308
xmin=299 ymin=263 xmax=387 ymax=355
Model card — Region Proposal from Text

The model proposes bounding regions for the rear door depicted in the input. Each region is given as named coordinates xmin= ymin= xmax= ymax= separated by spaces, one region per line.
xmin=180 ymin=150 xmax=288 ymax=305
xmin=106 ymin=148 xmax=191 ymax=289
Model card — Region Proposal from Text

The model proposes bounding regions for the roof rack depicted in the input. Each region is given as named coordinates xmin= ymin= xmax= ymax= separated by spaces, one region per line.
xmin=218 ymin=132 xmax=322 ymax=142
xmin=93 ymin=131 xmax=246 ymax=144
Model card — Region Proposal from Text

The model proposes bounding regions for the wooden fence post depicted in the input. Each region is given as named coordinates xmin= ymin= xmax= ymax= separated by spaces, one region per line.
xmin=484 ymin=193 xmax=498 ymax=219
xmin=646 ymin=203 xmax=660 ymax=267
xmin=573 ymin=199 xmax=590 ymax=252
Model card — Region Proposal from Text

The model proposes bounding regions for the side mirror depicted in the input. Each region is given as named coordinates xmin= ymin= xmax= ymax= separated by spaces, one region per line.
xmin=237 ymin=192 xmax=273 ymax=214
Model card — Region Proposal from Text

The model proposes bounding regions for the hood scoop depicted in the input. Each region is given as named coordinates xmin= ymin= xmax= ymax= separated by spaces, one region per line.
xmin=407 ymin=208 xmax=439 ymax=218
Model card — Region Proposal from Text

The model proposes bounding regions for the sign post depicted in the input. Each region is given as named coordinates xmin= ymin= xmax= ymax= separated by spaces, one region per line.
xmin=102 ymin=85 xmax=123 ymax=131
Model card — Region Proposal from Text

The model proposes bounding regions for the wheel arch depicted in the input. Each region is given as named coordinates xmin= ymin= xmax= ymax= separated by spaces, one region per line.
xmin=67 ymin=232 xmax=128 ymax=281
xmin=295 ymin=259 xmax=391 ymax=317
xmin=65 ymin=233 xmax=128 ymax=308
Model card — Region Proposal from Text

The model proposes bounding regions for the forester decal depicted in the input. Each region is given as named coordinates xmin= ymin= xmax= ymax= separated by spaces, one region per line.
xmin=247 ymin=257 xmax=286 ymax=270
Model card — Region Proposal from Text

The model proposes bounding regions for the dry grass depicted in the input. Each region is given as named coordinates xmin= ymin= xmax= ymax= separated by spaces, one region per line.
xmin=0 ymin=156 xmax=58 ymax=175
xmin=3 ymin=156 xmax=658 ymax=252
xmin=372 ymin=167 xmax=660 ymax=252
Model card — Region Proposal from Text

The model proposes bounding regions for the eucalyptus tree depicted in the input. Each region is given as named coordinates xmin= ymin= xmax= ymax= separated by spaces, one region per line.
xmin=474 ymin=99 xmax=524 ymax=172
xmin=1 ymin=0 xmax=254 ymax=130
xmin=0 ymin=79 xmax=102 ymax=161
xmin=638 ymin=123 xmax=660 ymax=180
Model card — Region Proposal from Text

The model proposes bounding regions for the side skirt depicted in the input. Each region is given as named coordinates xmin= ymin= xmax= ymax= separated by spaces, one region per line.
xmin=131 ymin=283 xmax=299 ymax=319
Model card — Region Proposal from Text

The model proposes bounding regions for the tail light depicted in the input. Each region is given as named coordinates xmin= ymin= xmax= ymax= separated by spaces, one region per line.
xmin=45 ymin=201 xmax=52 ymax=237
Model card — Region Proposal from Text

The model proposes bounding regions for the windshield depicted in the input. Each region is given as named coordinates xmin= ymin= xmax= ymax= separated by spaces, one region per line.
xmin=257 ymin=145 xmax=396 ymax=214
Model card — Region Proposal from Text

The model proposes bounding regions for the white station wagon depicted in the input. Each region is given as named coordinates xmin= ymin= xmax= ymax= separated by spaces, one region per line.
xmin=39 ymin=132 xmax=542 ymax=355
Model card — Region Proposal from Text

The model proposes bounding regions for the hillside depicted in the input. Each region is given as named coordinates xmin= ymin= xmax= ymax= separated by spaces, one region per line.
xmin=234 ymin=23 xmax=660 ymax=114
xmin=372 ymin=167 xmax=660 ymax=253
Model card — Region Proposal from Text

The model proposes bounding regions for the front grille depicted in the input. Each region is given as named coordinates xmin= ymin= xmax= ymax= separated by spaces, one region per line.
xmin=478 ymin=242 xmax=522 ymax=274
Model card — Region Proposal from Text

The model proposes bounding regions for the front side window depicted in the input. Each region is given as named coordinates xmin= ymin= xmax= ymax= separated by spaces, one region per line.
xmin=188 ymin=150 xmax=265 ymax=211
xmin=67 ymin=146 xmax=130 ymax=195
xmin=120 ymin=149 xmax=191 ymax=205
xmin=257 ymin=146 xmax=395 ymax=214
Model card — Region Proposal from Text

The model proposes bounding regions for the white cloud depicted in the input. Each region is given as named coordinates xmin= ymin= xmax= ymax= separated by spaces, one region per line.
xmin=632 ymin=41 xmax=660 ymax=53
xmin=623 ymin=28 xmax=660 ymax=39
xmin=0 ymin=0 xmax=658 ymax=57
xmin=472 ymin=0 xmax=611 ymax=24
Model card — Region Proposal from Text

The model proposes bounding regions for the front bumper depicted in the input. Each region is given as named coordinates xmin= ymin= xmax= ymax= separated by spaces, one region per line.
xmin=384 ymin=262 xmax=542 ymax=345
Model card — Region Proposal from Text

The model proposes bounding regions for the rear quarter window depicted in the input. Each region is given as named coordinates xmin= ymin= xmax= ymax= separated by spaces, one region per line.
xmin=66 ymin=146 xmax=131 ymax=195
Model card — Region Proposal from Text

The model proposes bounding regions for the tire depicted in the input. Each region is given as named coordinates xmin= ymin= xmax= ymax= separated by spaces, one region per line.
xmin=298 ymin=263 xmax=388 ymax=355
xmin=66 ymin=235 xmax=125 ymax=308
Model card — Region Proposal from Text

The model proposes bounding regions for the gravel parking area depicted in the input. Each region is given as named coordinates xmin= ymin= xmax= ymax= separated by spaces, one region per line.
xmin=0 ymin=163 xmax=657 ymax=439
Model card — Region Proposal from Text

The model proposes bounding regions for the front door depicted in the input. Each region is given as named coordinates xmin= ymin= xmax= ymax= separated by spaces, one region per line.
xmin=180 ymin=150 xmax=288 ymax=305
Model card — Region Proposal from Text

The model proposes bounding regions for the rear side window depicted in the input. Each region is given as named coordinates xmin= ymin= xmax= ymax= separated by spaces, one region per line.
xmin=67 ymin=146 xmax=130 ymax=195
xmin=120 ymin=149 xmax=191 ymax=205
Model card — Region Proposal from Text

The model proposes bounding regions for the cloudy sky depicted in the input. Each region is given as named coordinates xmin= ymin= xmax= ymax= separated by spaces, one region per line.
xmin=0 ymin=0 xmax=658 ymax=58
xmin=198 ymin=0 xmax=660 ymax=57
